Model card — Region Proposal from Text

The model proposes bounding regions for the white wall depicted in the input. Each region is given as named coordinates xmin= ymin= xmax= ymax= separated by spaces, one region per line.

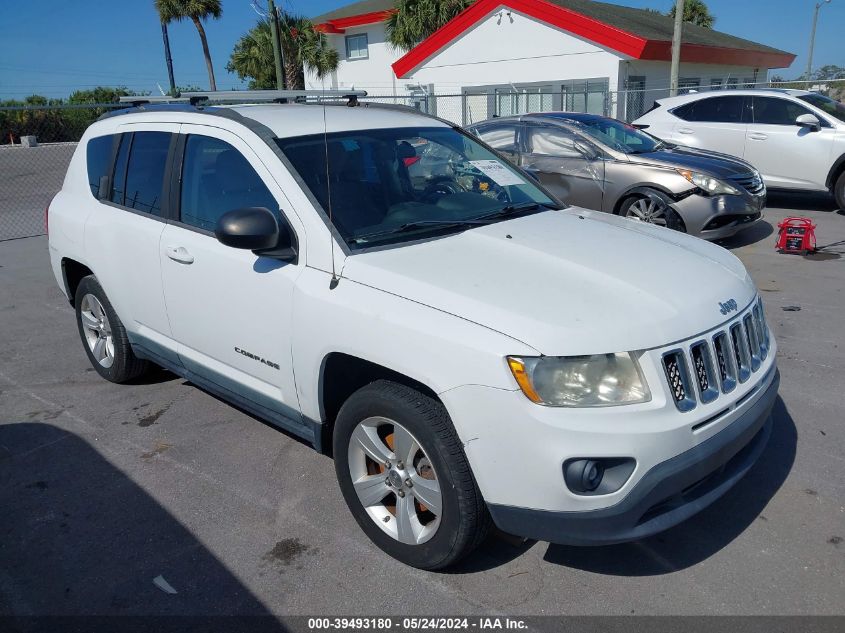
xmin=305 ymin=22 xmax=414 ymax=95
xmin=408 ymin=8 xmax=622 ymax=93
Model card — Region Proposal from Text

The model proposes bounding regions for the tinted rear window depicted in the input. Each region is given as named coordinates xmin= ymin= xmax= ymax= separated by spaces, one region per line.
xmin=673 ymin=96 xmax=746 ymax=123
xmin=123 ymin=132 xmax=171 ymax=216
xmin=86 ymin=135 xmax=114 ymax=198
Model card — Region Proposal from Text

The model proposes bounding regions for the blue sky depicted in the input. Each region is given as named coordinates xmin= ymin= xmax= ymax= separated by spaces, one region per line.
xmin=0 ymin=0 xmax=842 ymax=100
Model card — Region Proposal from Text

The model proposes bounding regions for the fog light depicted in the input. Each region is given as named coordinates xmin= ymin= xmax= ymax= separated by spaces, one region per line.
xmin=563 ymin=457 xmax=636 ymax=496
xmin=565 ymin=459 xmax=604 ymax=493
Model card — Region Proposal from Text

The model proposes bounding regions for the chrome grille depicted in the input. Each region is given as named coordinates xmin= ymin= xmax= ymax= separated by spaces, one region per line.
xmin=663 ymin=299 xmax=770 ymax=412
xmin=729 ymin=172 xmax=765 ymax=196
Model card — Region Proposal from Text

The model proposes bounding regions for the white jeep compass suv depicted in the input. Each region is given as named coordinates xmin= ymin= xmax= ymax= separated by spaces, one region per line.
xmin=48 ymin=91 xmax=779 ymax=569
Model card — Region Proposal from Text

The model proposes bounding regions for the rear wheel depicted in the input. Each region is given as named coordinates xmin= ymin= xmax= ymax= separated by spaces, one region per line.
xmin=619 ymin=190 xmax=685 ymax=232
xmin=333 ymin=380 xmax=490 ymax=569
xmin=834 ymin=171 xmax=845 ymax=211
xmin=75 ymin=276 xmax=149 ymax=383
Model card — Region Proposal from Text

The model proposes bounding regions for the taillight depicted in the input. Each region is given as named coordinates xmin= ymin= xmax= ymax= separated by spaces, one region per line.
xmin=402 ymin=156 xmax=421 ymax=167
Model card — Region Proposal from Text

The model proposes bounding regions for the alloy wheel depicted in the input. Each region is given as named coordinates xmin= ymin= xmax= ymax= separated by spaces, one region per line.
xmin=79 ymin=293 xmax=115 ymax=368
xmin=626 ymin=197 xmax=668 ymax=227
xmin=347 ymin=416 xmax=442 ymax=545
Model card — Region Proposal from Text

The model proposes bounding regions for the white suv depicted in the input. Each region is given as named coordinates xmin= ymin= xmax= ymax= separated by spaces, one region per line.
xmin=633 ymin=89 xmax=845 ymax=208
xmin=48 ymin=92 xmax=780 ymax=569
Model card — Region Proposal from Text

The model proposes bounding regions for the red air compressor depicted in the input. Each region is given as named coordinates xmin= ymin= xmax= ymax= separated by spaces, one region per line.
xmin=776 ymin=217 xmax=817 ymax=255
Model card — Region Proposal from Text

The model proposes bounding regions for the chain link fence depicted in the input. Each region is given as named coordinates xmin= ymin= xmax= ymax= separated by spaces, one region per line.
xmin=1 ymin=103 xmax=121 ymax=241
xmin=2 ymin=79 xmax=841 ymax=241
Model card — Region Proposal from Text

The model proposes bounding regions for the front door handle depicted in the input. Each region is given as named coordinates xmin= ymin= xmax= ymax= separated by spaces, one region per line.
xmin=749 ymin=132 xmax=768 ymax=141
xmin=677 ymin=127 xmax=694 ymax=134
xmin=166 ymin=245 xmax=194 ymax=264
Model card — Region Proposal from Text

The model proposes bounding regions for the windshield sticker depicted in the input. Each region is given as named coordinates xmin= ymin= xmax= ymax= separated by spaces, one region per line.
xmin=468 ymin=160 xmax=526 ymax=186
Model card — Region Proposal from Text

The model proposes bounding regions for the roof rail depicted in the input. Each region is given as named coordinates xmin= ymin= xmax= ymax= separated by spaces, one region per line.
xmin=120 ymin=89 xmax=368 ymax=108
xmin=118 ymin=96 xmax=190 ymax=107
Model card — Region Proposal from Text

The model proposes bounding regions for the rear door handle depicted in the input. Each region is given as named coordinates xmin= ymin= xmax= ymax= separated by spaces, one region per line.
xmin=749 ymin=132 xmax=768 ymax=140
xmin=166 ymin=245 xmax=194 ymax=264
xmin=677 ymin=127 xmax=694 ymax=134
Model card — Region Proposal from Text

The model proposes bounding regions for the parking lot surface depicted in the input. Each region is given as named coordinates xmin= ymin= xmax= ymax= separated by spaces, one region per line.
xmin=1 ymin=194 xmax=843 ymax=617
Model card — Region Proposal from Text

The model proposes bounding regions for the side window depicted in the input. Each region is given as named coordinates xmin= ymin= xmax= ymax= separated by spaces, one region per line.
xmin=123 ymin=132 xmax=171 ymax=216
xmin=527 ymin=127 xmax=582 ymax=157
xmin=179 ymin=135 xmax=278 ymax=232
xmin=86 ymin=135 xmax=114 ymax=198
xmin=345 ymin=33 xmax=368 ymax=60
xmin=752 ymin=97 xmax=813 ymax=125
xmin=476 ymin=125 xmax=518 ymax=152
xmin=111 ymin=134 xmax=131 ymax=206
xmin=673 ymin=96 xmax=746 ymax=123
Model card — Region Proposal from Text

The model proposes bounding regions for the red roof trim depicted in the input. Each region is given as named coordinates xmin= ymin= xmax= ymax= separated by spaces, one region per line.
xmin=392 ymin=0 xmax=794 ymax=78
xmin=316 ymin=9 xmax=395 ymax=34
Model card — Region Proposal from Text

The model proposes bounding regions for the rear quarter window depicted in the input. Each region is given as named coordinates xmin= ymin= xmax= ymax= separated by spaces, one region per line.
xmin=86 ymin=135 xmax=115 ymax=198
xmin=672 ymin=96 xmax=746 ymax=123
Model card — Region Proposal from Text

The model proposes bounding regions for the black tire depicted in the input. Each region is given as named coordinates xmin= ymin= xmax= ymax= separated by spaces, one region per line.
xmin=333 ymin=380 xmax=491 ymax=570
xmin=834 ymin=171 xmax=845 ymax=211
xmin=618 ymin=190 xmax=686 ymax=233
xmin=75 ymin=275 xmax=149 ymax=383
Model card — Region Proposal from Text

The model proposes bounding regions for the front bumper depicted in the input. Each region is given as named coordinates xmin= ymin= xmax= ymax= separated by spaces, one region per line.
xmin=487 ymin=369 xmax=779 ymax=545
xmin=673 ymin=190 xmax=766 ymax=239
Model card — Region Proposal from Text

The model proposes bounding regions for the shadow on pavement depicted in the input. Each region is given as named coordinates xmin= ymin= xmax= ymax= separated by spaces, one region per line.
xmin=0 ymin=422 xmax=286 ymax=629
xmin=540 ymin=396 xmax=796 ymax=576
xmin=718 ymin=219 xmax=774 ymax=249
xmin=766 ymin=191 xmax=839 ymax=213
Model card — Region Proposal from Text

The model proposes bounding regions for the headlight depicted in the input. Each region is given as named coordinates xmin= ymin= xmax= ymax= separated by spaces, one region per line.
xmin=676 ymin=169 xmax=740 ymax=195
xmin=506 ymin=353 xmax=651 ymax=407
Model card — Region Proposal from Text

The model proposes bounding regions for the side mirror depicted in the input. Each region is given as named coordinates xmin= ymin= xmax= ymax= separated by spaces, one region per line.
xmin=215 ymin=207 xmax=297 ymax=261
xmin=796 ymin=113 xmax=821 ymax=132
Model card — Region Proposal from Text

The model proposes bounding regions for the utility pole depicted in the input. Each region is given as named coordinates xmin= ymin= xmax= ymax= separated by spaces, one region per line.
xmin=268 ymin=0 xmax=286 ymax=90
xmin=806 ymin=0 xmax=832 ymax=81
xmin=669 ymin=0 xmax=685 ymax=97
xmin=160 ymin=22 xmax=177 ymax=96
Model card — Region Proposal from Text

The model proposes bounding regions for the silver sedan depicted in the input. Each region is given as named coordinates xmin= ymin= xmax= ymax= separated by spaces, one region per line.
xmin=469 ymin=113 xmax=766 ymax=240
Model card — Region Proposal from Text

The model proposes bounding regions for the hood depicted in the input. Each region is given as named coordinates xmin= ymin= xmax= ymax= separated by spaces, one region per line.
xmin=630 ymin=145 xmax=754 ymax=179
xmin=341 ymin=209 xmax=756 ymax=356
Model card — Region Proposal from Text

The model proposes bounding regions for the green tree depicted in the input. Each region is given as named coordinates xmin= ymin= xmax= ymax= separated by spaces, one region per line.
xmin=154 ymin=0 xmax=222 ymax=91
xmin=667 ymin=0 xmax=715 ymax=29
xmin=813 ymin=65 xmax=845 ymax=81
xmin=227 ymin=16 xmax=339 ymax=91
xmin=64 ymin=87 xmax=137 ymax=140
xmin=385 ymin=0 xmax=473 ymax=52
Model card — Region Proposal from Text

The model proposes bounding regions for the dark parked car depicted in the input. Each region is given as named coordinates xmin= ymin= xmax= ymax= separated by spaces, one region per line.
xmin=469 ymin=113 xmax=767 ymax=239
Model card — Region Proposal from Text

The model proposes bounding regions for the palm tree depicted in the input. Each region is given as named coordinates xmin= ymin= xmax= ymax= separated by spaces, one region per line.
xmin=227 ymin=16 xmax=339 ymax=91
xmin=668 ymin=0 xmax=716 ymax=29
xmin=385 ymin=0 xmax=473 ymax=52
xmin=154 ymin=0 xmax=222 ymax=91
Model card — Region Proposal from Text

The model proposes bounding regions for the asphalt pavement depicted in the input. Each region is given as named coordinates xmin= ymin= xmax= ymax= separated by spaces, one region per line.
xmin=0 ymin=193 xmax=843 ymax=619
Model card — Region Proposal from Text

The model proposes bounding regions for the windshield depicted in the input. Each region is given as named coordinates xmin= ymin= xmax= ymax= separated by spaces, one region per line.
xmin=276 ymin=127 xmax=557 ymax=249
xmin=568 ymin=117 xmax=664 ymax=154
xmin=798 ymin=93 xmax=845 ymax=124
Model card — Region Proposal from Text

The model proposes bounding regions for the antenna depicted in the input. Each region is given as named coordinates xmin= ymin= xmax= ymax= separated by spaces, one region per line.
xmin=319 ymin=33 xmax=340 ymax=290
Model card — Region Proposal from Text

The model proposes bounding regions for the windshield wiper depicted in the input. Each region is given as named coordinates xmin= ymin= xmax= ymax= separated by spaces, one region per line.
xmin=475 ymin=201 xmax=559 ymax=221
xmin=347 ymin=219 xmax=487 ymax=244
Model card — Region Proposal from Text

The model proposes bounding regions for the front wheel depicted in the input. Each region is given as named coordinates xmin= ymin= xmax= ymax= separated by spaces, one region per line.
xmin=834 ymin=171 xmax=845 ymax=211
xmin=619 ymin=190 xmax=685 ymax=232
xmin=333 ymin=380 xmax=490 ymax=570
